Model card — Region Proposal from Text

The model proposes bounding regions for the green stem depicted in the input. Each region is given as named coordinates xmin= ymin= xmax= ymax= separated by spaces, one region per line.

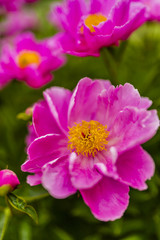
xmin=101 ymin=47 xmax=118 ymax=86
xmin=5 ymin=195 xmax=13 ymax=215
xmin=24 ymin=193 xmax=50 ymax=203
xmin=117 ymin=41 xmax=128 ymax=62
xmin=0 ymin=208 xmax=11 ymax=240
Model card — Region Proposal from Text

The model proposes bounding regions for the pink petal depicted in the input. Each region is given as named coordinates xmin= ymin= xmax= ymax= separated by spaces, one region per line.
xmin=94 ymin=147 xmax=118 ymax=179
xmin=50 ymin=0 xmax=86 ymax=34
xmin=112 ymin=1 xmax=146 ymax=41
xmin=42 ymin=156 xmax=76 ymax=199
xmin=27 ymin=172 xmax=42 ymax=186
xmin=111 ymin=0 xmax=130 ymax=26
xmin=19 ymin=67 xmax=52 ymax=88
xmin=16 ymin=33 xmax=38 ymax=52
xmin=68 ymin=77 xmax=111 ymax=126
xmin=94 ymin=83 xmax=159 ymax=151
xmin=139 ymin=97 xmax=152 ymax=109
xmin=44 ymin=87 xmax=72 ymax=133
xmin=95 ymin=83 xmax=150 ymax=128
xmin=116 ymin=146 xmax=155 ymax=190
xmin=33 ymin=100 xmax=62 ymax=136
xmin=81 ymin=177 xmax=129 ymax=221
xmin=110 ymin=107 xmax=159 ymax=152
xmin=21 ymin=134 xmax=68 ymax=173
xmin=69 ymin=152 xmax=102 ymax=189
xmin=66 ymin=0 xmax=86 ymax=34
xmin=90 ymin=0 xmax=116 ymax=15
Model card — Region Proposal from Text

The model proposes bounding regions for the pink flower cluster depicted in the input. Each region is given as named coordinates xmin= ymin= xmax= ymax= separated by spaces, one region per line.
xmin=22 ymin=78 xmax=159 ymax=221
xmin=49 ymin=0 xmax=147 ymax=56
xmin=0 ymin=33 xmax=65 ymax=88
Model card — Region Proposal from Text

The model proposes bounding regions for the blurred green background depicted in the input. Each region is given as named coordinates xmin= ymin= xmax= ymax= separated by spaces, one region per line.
xmin=0 ymin=0 xmax=160 ymax=239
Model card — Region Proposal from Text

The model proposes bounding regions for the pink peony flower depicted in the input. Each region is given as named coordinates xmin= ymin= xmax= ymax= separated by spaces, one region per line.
xmin=0 ymin=169 xmax=20 ymax=196
xmin=49 ymin=0 xmax=147 ymax=56
xmin=0 ymin=33 xmax=66 ymax=88
xmin=21 ymin=78 xmax=159 ymax=221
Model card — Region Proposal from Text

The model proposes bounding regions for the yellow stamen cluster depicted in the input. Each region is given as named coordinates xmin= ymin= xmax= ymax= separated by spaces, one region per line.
xmin=17 ymin=51 xmax=41 ymax=68
xmin=81 ymin=13 xmax=107 ymax=33
xmin=68 ymin=120 xmax=109 ymax=157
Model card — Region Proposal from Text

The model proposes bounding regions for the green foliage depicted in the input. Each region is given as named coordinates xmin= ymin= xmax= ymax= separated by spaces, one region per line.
xmin=0 ymin=0 xmax=160 ymax=239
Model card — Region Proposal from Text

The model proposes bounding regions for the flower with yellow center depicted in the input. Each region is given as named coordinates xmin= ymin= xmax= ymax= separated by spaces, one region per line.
xmin=68 ymin=120 xmax=109 ymax=157
xmin=17 ymin=51 xmax=41 ymax=68
xmin=81 ymin=13 xmax=107 ymax=33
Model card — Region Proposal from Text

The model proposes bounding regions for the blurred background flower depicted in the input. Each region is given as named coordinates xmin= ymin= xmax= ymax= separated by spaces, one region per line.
xmin=49 ymin=0 xmax=147 ymax=56
xmin=0 ymin=33 xmax=66 ymax=88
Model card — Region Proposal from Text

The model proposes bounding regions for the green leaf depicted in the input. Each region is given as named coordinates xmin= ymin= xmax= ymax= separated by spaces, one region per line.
xmin=7 ymin=193 xmax=38 ymax=224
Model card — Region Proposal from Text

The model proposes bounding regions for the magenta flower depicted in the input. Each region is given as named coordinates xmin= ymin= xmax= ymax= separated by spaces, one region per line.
xmin=0 ymin=33 xmax=66 ymax=88
xmin=49 ymin=0 xmax=147 ymax=56
xmin=21 ymin=78 xmax=159 ymax=221
xmin=0 ymin=169 xmax=20 ymax=196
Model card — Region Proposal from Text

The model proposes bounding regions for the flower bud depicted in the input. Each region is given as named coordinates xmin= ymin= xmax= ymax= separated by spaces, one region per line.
xmin=0 ymin=169 xmax=20 ymax=196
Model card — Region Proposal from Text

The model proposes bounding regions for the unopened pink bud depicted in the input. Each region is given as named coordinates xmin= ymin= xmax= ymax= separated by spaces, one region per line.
xmin=0 ymin=169 xmax=20 ymax=196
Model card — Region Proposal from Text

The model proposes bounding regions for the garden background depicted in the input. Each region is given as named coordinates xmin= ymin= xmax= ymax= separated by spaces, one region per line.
xmin=0 ymin=0 xmax=160 ymax=239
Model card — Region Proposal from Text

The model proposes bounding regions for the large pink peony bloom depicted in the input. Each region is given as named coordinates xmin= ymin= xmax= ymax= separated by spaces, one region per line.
xmin=0 ymin=169 xmax=20 ymax=196
xmin=0 ymin=33 xmax=66 ymax=88
xmin=49 ymin=0 xmax=147 ymax=56
xmin=21 ymin=78 xmax=159 ymax=221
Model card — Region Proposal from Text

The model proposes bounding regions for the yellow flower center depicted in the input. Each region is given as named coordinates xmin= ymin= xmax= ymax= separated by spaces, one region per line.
xmin=81 ymin=13 xmax=107 ymax=33
xmin=68 ymin=120 xmax=109 ymax=157
xmin=17 ymin=51 xmax=41 ymax=68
